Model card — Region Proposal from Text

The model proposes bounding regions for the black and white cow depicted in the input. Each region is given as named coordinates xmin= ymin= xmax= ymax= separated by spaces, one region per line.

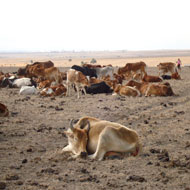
xmin=71 ymin=65 xmax=97 ymax=78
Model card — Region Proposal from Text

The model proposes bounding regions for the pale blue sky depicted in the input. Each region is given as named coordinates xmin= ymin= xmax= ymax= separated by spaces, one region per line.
xmin=0 ymin=0 xmax=190 ymax=52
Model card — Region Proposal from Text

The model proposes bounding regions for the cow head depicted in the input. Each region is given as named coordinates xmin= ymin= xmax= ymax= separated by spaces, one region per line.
xmin=64 ymin=119 xmax=90 ymax=158
xmin=113 ymin=84 xmax=122 ymax=93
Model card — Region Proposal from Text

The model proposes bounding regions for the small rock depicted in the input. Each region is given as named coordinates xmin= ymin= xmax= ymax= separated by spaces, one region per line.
xmin=127 ymin=175 xmax=146 ymax=182
xmin=5 ymin=174 xmax=19 ymax=181
xmin=22 ymin=159 xmax=27 ymax=164
xmin=0 ymin=182 xmax=6 ymax=189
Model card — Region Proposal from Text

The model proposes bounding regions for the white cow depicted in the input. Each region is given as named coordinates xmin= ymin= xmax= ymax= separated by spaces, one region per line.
xmin=19 ymin=86 xmax=38 ymax=95
xmin=94 ymin=66 xmax=114 ymax=80
xmin=13 ymin=78 xmax=33 ymax=88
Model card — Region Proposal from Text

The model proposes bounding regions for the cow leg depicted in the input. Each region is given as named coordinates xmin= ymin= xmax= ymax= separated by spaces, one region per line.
xmin=75 ymin=84 xmax=80 ymax=99
xmin=66 ymin=83 xmax=71 ymax=97
xmin=61 ymin=145 xmax=72 ymax=153
xmin=81 ymin=86 xmax=87 ymax=95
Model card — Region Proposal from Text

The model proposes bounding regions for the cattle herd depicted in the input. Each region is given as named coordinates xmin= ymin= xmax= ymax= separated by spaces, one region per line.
xmin=0 ymin=60 xmax=181 ymax=160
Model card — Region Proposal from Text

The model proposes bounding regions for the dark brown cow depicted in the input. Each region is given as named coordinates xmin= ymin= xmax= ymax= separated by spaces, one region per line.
xmin=17 ymin=60 xmax=54 ymax=77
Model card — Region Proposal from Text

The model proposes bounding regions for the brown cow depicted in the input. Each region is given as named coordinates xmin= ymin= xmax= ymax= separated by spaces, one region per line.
xmin=142 ymin=73 xmax=163 ymax=82
xmin=126 ymin=80 xmax=174 ymax=96
xmin=171 ymin=72 xmax=181 ymax=80
xmin=37 ymin=80 xmax=52 ymax=89
xmin=113 ymin=84 xmax=140 ymax=97
xmin=40 ymin=84 xmax=67 ymax=97
xmin=118 ymin=62 xmax=147 ymax=79
xmin=145 ymin=82 xmax=174 ymax=96
xmin=126 ymin=80 xmax=149 ymax=95
xmin=0 ymin=103 xmax=9 ymax=117
xmin=18 ymin=60 xmax=54 ymax=77
xmin=157 ymin=62 xmax=176 ymax=76
xmin=32 ymin=67 xmax=62 ymax=84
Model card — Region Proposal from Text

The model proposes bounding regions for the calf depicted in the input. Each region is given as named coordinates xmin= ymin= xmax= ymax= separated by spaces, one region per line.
xmin=142 ymin=73 xmax=163 ymax=82
xmin=66 ymin=69 xmax=89 ymax=99
xmin=62 ymin=116 xmax=142 ymax=160
xmin=113 ymin=84 xmax=140 ymax=97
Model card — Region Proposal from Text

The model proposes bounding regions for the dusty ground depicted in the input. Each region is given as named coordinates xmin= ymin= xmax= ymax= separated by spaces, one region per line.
xmin=0 ymin=65 xmax=190 ymax=190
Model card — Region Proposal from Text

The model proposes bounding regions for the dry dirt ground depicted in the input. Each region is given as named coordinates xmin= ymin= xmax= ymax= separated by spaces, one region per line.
xmin=0 ymin=66 xmax=190 ymax=190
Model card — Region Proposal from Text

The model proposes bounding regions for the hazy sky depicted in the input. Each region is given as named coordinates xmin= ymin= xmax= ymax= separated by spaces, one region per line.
xmin=0 ymin=0 xmax=190 ymax=52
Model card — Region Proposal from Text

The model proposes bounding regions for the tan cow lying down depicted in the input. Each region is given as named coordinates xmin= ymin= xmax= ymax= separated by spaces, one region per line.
xmin=157 ymin=62 xmax=176 ymax=76
xmin=113 ymin=84 xmax=140 ymax=97
xmin=62 ymin=116 xmax=142 ymax=160
xmin=142 ymin=73 xmax=163 ymax=82
xmin=66 ymin=69 xmax=89 ymax=99
xmin=145 ymin=82 xmax=175 ymax=96
xmin=0 ymin=103 xmax=9 ymax=117
xmin=126 ymin=80 xmax=175 ymax=96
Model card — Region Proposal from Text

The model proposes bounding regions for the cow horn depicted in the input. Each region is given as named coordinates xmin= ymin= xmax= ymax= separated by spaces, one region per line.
xmin=86 ymin=121 xmax=90 ymax=132
xmin=69 ymin=119 xmax=75 ymax=131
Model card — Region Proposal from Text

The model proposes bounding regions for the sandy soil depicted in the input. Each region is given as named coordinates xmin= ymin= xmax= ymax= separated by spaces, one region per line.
xmin=0 ymin=64 xmax=190 ymax=189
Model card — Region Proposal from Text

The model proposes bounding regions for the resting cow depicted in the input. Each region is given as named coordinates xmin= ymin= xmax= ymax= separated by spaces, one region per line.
xmin=17 ymin=60 xmax=54 ymax=77
xmin=142 ymin=73 xmax=163 ymax=82
xmin=19 ymin=86 xmax=38 ymax=95
xmin=85 ymin=81 xmax=113 ymax=94
xmin=145 ymin=82 xmax=175 ymax=96
xmin=62 ymin=116 xmax=142 ymax=160
xmin=126 ymin=80 xmax=149 ymax=95
xmin=113 ymin=84 xmax=140 ymax=97
xmin=12 ymin=78 xmax=37 ymax=88
xmin=161 ymin=72 xmax=181 ymax=80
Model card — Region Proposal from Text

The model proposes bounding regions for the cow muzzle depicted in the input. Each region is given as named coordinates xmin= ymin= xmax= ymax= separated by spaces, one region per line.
xmin=80 ymin=151 xmax=87 ymax=158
